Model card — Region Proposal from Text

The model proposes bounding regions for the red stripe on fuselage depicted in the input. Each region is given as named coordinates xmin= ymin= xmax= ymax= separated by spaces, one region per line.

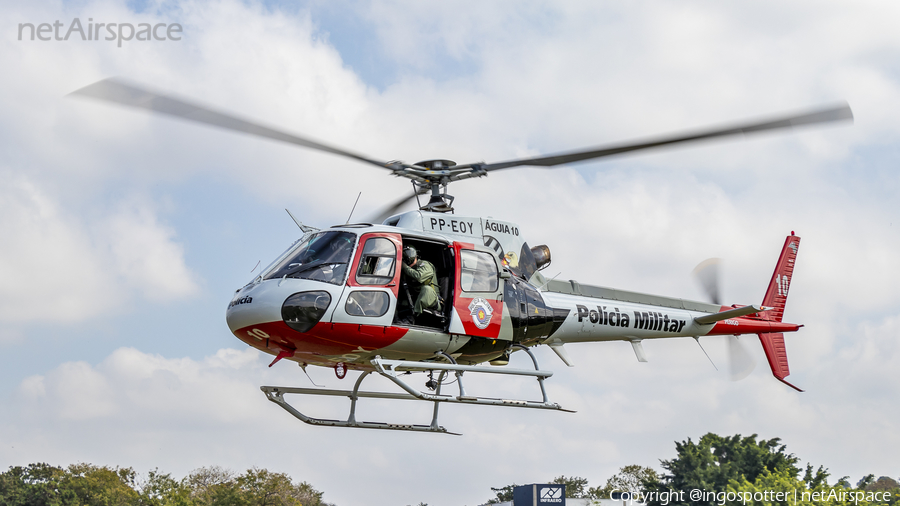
xmin=235 ymin=321 xmax=408 ymax=358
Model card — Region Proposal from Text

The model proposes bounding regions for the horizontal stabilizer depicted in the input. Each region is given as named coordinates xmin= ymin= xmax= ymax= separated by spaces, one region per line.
xmin=694 ymin=305 xmax=769 ymax=325
xmin=758 ymin=332 xmax=803 ymax=392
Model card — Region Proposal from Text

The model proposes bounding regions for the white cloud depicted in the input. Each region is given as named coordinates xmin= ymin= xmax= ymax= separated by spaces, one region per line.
xmin=0 ymin=175 xmax=198 ymax=323
xmin=98 ymin=199 xmax=199 ymax=301
xmin=0 ymin=176 xmax=117 ymax=322
xmin=5 ymin=348 xmax=267 ymax=473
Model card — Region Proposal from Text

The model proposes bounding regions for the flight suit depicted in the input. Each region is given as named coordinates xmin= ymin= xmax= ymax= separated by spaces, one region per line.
xmin=401 ymin=259 xmax=440 ymax=315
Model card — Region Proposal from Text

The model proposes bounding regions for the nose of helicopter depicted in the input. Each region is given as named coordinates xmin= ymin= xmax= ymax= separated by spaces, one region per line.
xmin=225 ymin=281 xmax=281 ymax=336
xmin=225 ymin=278 xmax=342 ymax=347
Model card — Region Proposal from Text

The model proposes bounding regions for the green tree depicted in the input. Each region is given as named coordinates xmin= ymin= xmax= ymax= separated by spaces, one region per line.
xmin=804 ymin=465 xmax=831 ymax=489
xmin=208 ymin=482 xmax=247 ymax=506
xmin=645 ymin=433 xmax=800 ymax=506
xmin=859 ymin=476 xmax=877 ymax=489
xmin=2 ymin=463 xmax=333 ymax=506
xmin=237 ymin=468 xmax=294 ymax=506
xmin=487 ymin=484 xmax=517 ymax=504
xmin=187 ymin=466 xmax=235 ymax=506
xmin=291 ymin=481 xmax=328 ymax=506
xmin=551 ymin=476 xmax=590 ymax=498
xmin=866 ymin=477 xmax=900 ymax=493
xmin=235 ymin=467 xmax=326 ymax=506
xmin=727 ymin=466 xmax=821 ymax=506
xmin=64 ymin=463 xmax=140 ymax=506
xmin=591 ymin=465 xmax=660 ymax=499
xmin=0 ymin=463 xmax=78 ymax=506
xmin=137 ymin=469 xmax=192 ymax=506
xmin=727 ymin=466 xmax=900 ymax=506
xmin=865 ymin=477 xmax=900 ymax=506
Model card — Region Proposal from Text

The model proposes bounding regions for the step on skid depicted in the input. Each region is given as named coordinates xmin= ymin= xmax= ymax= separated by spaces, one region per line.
xmin=260 ymin=345 xmax=574 ymax=435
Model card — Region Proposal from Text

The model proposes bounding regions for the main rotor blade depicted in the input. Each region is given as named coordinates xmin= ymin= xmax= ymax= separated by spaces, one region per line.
xmin=471 ymin=103 xmax=853 ymax=173
xmin=365 ymin=186 xmax=429 ymax=224
xmin=69 ymin=78 xmax=391 ymax=170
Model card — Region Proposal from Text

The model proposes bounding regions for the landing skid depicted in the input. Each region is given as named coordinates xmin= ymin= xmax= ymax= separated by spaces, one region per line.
xmin=260 ymin=345 xmax=574 ymax=435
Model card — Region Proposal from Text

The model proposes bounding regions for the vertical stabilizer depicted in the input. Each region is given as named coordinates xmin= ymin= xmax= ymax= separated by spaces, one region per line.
xmin=761 ymin=234 xmax=800 ymax=322
xmin=758 ymin=233 xmax=802 ymax=391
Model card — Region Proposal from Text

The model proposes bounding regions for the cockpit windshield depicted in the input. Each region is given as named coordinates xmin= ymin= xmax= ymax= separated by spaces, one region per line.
xmin=264 ymin=231 xmax=356 ymax=285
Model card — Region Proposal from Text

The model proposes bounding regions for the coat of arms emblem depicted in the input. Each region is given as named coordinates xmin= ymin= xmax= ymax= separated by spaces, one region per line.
xmin=468 ymin=297 xmax=494 ymax=329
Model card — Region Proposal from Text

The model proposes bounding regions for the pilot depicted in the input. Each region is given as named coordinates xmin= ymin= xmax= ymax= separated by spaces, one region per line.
xmin=401 ymin=246 xmax=440 ymax=316
xmin=323 ymin=234 xmax=354 ymax=263
xmin=307 ymin=234 xmax=354 ymax=283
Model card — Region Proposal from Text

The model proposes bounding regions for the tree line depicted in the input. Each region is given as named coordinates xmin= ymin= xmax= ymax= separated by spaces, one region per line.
xmin=3 ymin=433 xmax=898 ymax=505
xmin=0 ymin=464 xmax=331 ymax=506
xmin=486 ymin=433 xmax=900 ymax=506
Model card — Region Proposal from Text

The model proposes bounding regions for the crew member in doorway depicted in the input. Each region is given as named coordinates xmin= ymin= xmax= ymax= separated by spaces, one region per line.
xmin=401 ymin=246 xmax=440 ymax=316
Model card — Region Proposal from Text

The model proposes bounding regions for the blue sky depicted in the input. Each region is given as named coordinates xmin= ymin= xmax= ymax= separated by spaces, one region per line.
xmin=2 ymin=2 xmax=900 ymax=505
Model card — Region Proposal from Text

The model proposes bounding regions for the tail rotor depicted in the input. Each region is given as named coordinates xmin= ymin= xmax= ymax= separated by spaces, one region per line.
xmin=692 ymin=258 xmax=758 ymax=380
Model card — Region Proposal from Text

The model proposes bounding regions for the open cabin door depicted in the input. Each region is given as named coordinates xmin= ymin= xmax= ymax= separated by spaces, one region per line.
xmin=449 ymin=242 xmax=509 ymax=340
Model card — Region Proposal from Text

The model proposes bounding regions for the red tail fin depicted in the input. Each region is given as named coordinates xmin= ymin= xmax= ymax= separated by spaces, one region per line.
xmin=758 ymin=233 xmax=803 ymax=391
xmin=761 ymin=233 xmax=800 ymax=322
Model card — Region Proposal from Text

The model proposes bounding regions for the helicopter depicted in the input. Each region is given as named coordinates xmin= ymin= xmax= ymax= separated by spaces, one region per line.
xmin=71 ymin=78 xmax=852 ymax=434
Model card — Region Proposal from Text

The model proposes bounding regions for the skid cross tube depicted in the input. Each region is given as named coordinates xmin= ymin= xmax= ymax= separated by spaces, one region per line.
xmin=260 ymin=350 xmax=573 ymax=435
xmin=512 ymin=344 xmax=550 ymax=404
xmin=261 ymin=375 xmax=458 ymax=434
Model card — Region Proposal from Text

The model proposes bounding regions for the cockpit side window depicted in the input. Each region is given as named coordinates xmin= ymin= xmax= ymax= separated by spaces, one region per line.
xmin=356 ymin=237 xmax=396 ymax=285
xmin=263 ymin=231 xmax=356 ymax=285
xmin=460 ymin=250 xmax=499 ymax=292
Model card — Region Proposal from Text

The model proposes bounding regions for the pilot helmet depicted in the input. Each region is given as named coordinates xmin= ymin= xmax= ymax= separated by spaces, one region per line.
xmin=321 ymin=234 xmax=353 ymax=261
xmin=403 ymin=246 xmax=417 ymax=265
xmin=331 ymin=235 xmax=353 ymax=249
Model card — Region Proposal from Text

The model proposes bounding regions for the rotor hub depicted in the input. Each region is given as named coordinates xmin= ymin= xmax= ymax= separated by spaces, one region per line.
xmin=408 ymin=160 xmax=457 ymax=214
xmin=414 ymin=159 xmax=456 ymax=170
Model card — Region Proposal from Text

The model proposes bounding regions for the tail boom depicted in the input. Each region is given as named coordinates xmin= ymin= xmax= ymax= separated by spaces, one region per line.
xmin=704 ymin=318 xmax=801 ymax=336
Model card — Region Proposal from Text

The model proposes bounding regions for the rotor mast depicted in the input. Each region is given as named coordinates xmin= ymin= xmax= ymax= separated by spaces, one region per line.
xmin=414 ymin=159 xmax=456 ymax=214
